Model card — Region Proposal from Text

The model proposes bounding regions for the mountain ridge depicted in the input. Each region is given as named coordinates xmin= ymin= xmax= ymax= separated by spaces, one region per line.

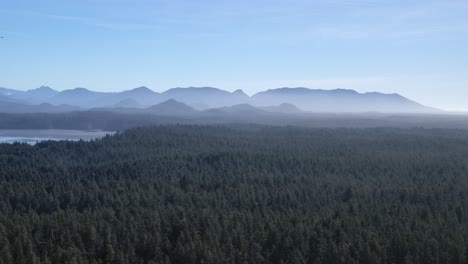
xmin=0 ymin=86 xmax=439 ymax=113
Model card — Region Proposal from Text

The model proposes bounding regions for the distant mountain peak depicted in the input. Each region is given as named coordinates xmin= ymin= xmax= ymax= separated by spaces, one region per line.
xmin=128 ymin=86 xmax=154 ymax=93
xmin=189 ymin=87 xmax=217 ymax=89
xmin=168 ymin=87 xmax=225 ymax=92
xmin=160 ymin=87 xmax=248 ymax=108
xmin=146 ymin=99 xmax=198 ymax=116
xmin=231 ymin=103 xmax=263 ymax=111
xmin=27 ymin=86 xmax=57 ymax=93
xmin=1 ymin=85 xmax=438 ymax=113
xmin=69 ymin=87 xmax=91 ymax=92
xmin=263 ymin=87 xmax=360 ymax=94
xmin=252 ymin=87 xmax=435 ymax=113
xmin=269 ymin=87 xmax=310 ymax=92
xmin=161 ymin=99 xmax=179 ymax=104
xmin=121 ymin=86 xmax=156 ymax=98
xmin=232 ymin=89 xmax=248 ymax=96
xmin=263 ymin=103 xmax=303 ymax=113
xmin=148 ymin=99 xmax=192 ymax=109
xmin=331 ymin=88 xmax=359 ymax=94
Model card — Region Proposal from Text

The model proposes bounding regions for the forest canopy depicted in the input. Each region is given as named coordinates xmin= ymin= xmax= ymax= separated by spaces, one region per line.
xmin=1 ymin=125 xmax=468 ymax=263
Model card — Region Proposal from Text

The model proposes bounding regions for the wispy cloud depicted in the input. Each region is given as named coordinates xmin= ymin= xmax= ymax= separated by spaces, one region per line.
xmin=2 ymin=0 xmax=467 ymax=39
xmin=152 ymin=0 xmax=468 ymax=42
xmin=51 ymin=14 xmax=161 ymax=31
xmin=307 ymin=0 xmax=468 ymax=40
xmin=0 ymin=8 xmax=160 ymax=31
xmin=314 ymin=25 xmax=455 ymax=40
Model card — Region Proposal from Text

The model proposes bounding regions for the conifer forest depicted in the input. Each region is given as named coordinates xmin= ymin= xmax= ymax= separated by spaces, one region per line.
xmin=1 ymin=125 xmax=468 ymax=264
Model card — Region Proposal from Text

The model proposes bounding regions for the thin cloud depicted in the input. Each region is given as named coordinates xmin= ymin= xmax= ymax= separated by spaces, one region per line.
xmin=0 ymin=8 xmax=160 ymax=31
xmin=50 ymin=14 xmax=161 ymax=31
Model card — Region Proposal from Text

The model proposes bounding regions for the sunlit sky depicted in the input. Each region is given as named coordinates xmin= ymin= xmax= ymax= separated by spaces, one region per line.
xmin=1 ymin=0 xmax=467 ymax=110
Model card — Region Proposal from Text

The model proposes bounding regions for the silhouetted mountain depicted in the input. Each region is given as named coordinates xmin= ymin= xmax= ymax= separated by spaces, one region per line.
xmin=232 ymin=89 xmax=249 ymax=97
xmin=144 ymin=99 xmax=199 ymax=116
xmin=36 ymin=103 xmax=80 ymax=112
xmin=0 ymin=88 xmax=29 ymax=105
xmin=207 ymin=104 xmax=265 ymax=114
xmin=0 ymin=86 xmax=59 ymax=104
xmin=17 ymin=86 xmax=59 ymax=103
xmin=228 ymin=104 xmax=264 ymax=113
xmin=45 ymin=86 xmax=160 ymax=108
xmin=0 ymin=101 xmax=79 ymax=113
xmin=112 ymin=98 xmax=141 ymax=108
xmin=262 ymin=103 xmax=303 ymax=113
xmin=0 ymin=87 xmax=22 ymax=97
xmin=160 ymin=87 xmax=249 ymax=108
xmin=122 ymin=86 xmax=155 ymax=96
xmin=111 ymin=86 xmax=159 ymax=106
xmin=252 ymin=88 xmax=436 ymax=113
xmin=46 ymin=88 xmax=106 ymax=108
xmin=0 ymin=86 xmax=441 ymax=113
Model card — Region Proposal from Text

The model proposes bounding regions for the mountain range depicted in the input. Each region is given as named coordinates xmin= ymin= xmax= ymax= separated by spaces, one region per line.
xmin=0 ymin=86 xmax=438 ymax=114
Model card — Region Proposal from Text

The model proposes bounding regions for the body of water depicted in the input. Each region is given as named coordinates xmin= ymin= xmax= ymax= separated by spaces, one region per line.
xmin=0 ymin=129 xmax=114 ymax=144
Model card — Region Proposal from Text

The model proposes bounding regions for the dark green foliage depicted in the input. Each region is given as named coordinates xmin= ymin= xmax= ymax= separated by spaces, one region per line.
xmin=1 ymin=125 xmax=468 ymax=263
xmin=2 ymin=112 xmax=468 ymax=130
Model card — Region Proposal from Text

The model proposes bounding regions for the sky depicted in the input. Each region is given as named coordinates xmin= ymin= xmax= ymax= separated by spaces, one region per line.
xmin=1 ymin=0 xmax=467 ymax=111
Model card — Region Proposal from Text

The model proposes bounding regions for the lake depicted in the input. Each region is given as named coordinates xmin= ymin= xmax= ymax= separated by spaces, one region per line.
xmin=0 ymin=129 xmax=115 ymax=144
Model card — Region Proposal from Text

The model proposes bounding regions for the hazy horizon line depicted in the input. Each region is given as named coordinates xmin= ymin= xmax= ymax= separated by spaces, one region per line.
xmin=3 ymin=85 xmax=406 ymax=97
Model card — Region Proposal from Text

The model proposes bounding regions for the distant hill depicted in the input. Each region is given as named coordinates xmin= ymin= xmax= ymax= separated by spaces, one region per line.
xmin=0 ymin=86 xmax=441 ymax=113
xmin=0 ymin=88 xmax=28 ymax=104
xmin=262 ymin=103 xmax=303 ymax=113
xmin=206 ymin=104 xmax=265 ymax=115
xmin=144 ymin=99 xmax=199 ymax=116
xmin=17 ymin=86 xmax=59 ymax=103
xmin=0 ymin=101 xmax=79 ymax=113
xmin=112 ymin=98 xmax=141 ymax=108
xmin=1 ymin=86 xmax=58 ymax=104
xmin=46 ymin=86 xmax=159 ymax=108
xmin=121 ymin=86 xmax=156 ymax=97
xmin=252 ymin=88 xmax=437 ymax=113
xmin=90 ymin=99 xmax=198 ymax=116
xmin=108 ymin=86 xmax=159 ymax=106
xmin=0 ymin=87 xmax=23 ymax=97
xmin=160 ymin=87 xmax=250 ymax=108
xmin=46 ymin=88 xmax=107 ymax=108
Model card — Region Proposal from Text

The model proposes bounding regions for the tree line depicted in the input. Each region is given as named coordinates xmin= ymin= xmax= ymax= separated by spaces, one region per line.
xmin=1 ymin=125 xmax=468 ymax=263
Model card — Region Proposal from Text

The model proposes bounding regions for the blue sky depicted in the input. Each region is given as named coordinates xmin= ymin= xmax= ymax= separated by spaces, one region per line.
xmin=1 ymin=0 xmax=467 ymax=110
